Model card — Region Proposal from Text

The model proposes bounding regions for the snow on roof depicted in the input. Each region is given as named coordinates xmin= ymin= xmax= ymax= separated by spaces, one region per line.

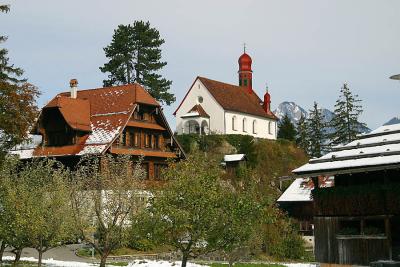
xmin=9 ymin=135 xmax=42 ymax=159
xmin=293 ymin=123 xmax=400 ymax=176
xmin=181 ymin=112 xmax=200 ymax=118
xmin=9 ymin=149 xmax=34 ymax=159
xmin=277 ymin=178 xmax=313 ymax=202
xmin=363 ymin=123 xmax=400 ymax=136
xmin=224 ymin=154 xmax=246 ymax=162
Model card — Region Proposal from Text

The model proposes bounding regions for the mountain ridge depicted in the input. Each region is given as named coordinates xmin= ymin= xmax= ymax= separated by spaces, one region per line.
xmin=273 ymin=101 xmax=370 ymax=133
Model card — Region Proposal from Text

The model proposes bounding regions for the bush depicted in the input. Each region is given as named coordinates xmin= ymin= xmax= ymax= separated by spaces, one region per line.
xmin=128 ymin=238 xmax=155 ymax=251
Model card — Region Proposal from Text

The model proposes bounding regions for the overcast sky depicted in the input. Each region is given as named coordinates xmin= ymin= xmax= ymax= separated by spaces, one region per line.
xmin=2 ymin=0 xmax=400 ymax=130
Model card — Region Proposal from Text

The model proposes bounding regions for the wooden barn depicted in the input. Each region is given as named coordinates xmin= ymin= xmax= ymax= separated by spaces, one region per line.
xmin=10 ymin=79 xmax=185 ymax=180
xmin=293 ymin=124 xmax=400 ymax=266
xmin=278 ymin=177 xmax=327 ymax=235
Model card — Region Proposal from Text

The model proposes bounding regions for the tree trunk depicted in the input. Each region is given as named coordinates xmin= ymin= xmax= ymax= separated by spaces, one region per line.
xmin=181 ymin=252 xmax=189 ymax=267
xmin=14 ymin=248 xmax=22 ymax=265
xmin=38 ymin=250 xmax=43 ymax=267
xmin=99 ymin=251 xmax=109 ymax=267
xmin=228 ymin=257 xmax=234 ymax=267
xmin=0 ymin=241 xmax=6 ymax=262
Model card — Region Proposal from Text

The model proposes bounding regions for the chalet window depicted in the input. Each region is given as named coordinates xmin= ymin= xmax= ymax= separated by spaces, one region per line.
xmin=129 ymin=131 xmax=134 ymax=147
xmin=121 ymin=131 xmax=127 ymax=146
xmin=154 ymin=163 xmax=167 ymax=180
xmin=244 ymin=79 xmax=248 ymax=86
xmin=232 ymin=116 xmax=237 ymax=131
xmin=299 ymin=221 xmax=312 ymax=232
xmin=154 ymin=135 xmax=160 ymax=149
xmin=338 ymin=220 xmax=361 ymax=235
xmin=242 ymin=118 xmax=247 ymax=132
xmin=134 ymin=111 xmax=145 ymax=120
xmin=145 ymin=134 xmax=152 ymax=148
xmin=338 ymin=218 xmax=386 ymax=236
xmin=134 ymin=132 xmax=140 ymax=147
xmin=364 ymin=219 xmax=385 ymax=235
xmin=253 ymin=120 xmax=257 ymax=134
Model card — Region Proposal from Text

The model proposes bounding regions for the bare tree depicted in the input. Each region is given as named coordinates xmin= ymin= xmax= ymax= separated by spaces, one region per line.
xmin=71 ymin=155 xmax=145 ymax=267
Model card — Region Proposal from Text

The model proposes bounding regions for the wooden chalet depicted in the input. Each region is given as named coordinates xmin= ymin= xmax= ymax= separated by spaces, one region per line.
xmin=10 ymin=80 xmax=185 ymax=180
xmin=293 ymin=123 xmax=400 ymax=266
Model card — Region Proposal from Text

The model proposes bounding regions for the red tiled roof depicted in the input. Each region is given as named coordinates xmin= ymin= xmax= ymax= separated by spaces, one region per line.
xmin=32 ymin=84 xmax=168 ymax=157
xmin=45 ymin=96 xmax=91 ymax=132
xmin=198 ymin=77 xmax=277 ymax=120
xmin=174 ymin=76 xmax=277 ymax=120
xmin=188 ymin=104 xmax=210 ymax=118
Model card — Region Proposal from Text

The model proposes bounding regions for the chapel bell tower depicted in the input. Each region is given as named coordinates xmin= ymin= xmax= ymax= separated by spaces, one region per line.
xmin=238 ymin=45 xmax=253 ymax=94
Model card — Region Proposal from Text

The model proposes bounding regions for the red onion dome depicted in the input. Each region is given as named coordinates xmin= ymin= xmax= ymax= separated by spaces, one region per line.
xmin=238 ymin=53 xmax=252 ymax=71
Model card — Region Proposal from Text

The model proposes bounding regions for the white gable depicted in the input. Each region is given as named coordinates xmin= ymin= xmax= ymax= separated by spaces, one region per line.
xmin=175 ymin=78 xmax=225 ymax=134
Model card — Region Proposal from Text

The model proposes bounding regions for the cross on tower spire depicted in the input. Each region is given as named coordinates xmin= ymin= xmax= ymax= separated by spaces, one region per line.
xmin=243 ymin=42 xmax=246 ymax=53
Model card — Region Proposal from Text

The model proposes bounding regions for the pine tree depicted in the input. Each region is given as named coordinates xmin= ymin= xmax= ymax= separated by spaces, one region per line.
xmin=0 ymin=5 xmax=39 ymax=156
xmin=296 ymin=114 xmax=309 ymax=153
xmin=306 ymin=102 xmax=327 ymax=158
xmin=330 ymin=83 xmax=366 ymax=145
xmin=277 ymin=114 xmax=297 ymax=141
xmin=100 ymin=21 xmax=175 ymax=105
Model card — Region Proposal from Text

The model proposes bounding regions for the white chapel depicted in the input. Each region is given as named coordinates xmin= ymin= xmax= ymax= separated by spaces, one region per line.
xmin=174 ymin=51 xmax=278 ymax=139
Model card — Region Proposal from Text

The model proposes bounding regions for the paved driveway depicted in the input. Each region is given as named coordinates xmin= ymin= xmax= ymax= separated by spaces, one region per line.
xmin=3 ymin=244 xmax=95 ymax=263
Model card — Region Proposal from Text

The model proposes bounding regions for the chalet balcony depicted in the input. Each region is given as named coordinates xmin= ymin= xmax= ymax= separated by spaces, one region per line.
xmin=313 ymin=184 xmax=400 ymax=216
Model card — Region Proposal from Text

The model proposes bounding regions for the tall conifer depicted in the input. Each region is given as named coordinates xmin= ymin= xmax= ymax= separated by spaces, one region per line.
xmin=296 ymin=114 xmax=309 ymax=154
xmin=100 ymin=21 xmax=174 ymax=105
xmin=330 ymin=83 xmax=366 ymax=145
xmin=307 ymin=102 xmax=327 ymax=158
xmin=277 ymin=114 xmax=297 ymax=141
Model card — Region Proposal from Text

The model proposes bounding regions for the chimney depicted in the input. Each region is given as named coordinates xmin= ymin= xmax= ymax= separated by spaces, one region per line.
xmin=263 ymin=85 xmax=272 ymax=114
xmin=69 ymin=79 xmax=78 ymax=98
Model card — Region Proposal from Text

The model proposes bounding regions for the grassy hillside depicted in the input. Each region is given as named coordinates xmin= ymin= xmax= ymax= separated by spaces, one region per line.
xmin=176 ymin=134 xmax=308 ymax=196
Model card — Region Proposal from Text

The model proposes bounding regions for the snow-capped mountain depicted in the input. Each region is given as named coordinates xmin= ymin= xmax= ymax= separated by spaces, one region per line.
xmin=273 ymin=101 xmax=308 ymax=125
xmin=273 ymin=101 xmax=370 ymax=133
xmin=383 ymin=117 xmax=400 ymax=126
xmin=273 ymin=101 xmax=334 ymax=125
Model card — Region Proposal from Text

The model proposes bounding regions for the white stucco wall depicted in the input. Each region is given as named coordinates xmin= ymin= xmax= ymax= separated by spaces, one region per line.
xmin=175 ymin=79 xmax=225 ymax=134
xmin=225 ymin=111 xmax=277 ymax=139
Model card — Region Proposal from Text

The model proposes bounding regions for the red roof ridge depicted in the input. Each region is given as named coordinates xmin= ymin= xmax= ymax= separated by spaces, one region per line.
xmin=58 ymin=83 xmax=136 ymax=94
xmin=174 ymin=76 xmax=278 ymax=120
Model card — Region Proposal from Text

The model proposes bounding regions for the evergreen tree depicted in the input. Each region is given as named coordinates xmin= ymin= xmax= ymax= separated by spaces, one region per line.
xmin=330 ymin=83 xmax=366 ymax=145
xmin=100 ymin=21 xmax=174 ymax=105
xmin=296 ymin=114 xmax=309 ymax=153
xmin=306 ymin=102 xmax=327 ymax=158
xmin=277 ymin=114 xmax=297 ymax=141
xmin=0 ymin=5 xmax=39 ymax=157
